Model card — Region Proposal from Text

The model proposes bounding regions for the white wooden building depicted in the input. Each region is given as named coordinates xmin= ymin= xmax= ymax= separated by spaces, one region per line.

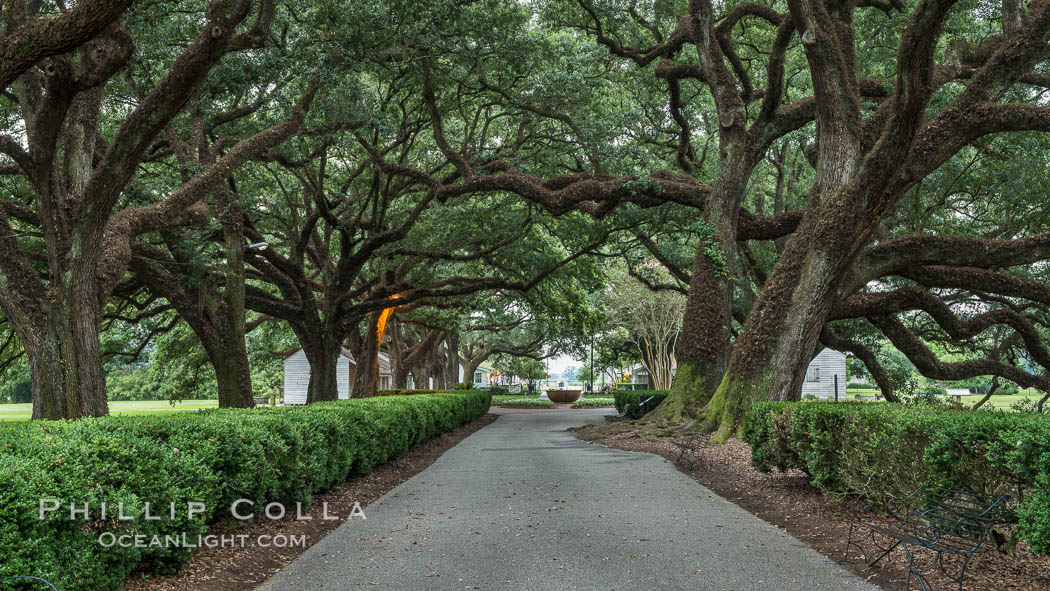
xmin=800 ymin=348 xmax=848 ymax=400
xmin=411 ymin=360 xmax=496 ymax=389
xmin=630 ymin=365 xmax=651 ymax=387
xmin=469 ymin=362 xmax=496 ymax=387
xmin=377 ymin=352 xmax=393 ymax=390
xmin=282 ymin=348 xmax=356 ymax=404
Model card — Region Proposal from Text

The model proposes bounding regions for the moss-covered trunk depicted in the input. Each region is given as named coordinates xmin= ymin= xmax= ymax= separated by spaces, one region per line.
xmin=702 ymin=157 xmax=865 ymax=439
xmin=699 ymin=27 xmax=868 ymax=438
xmin=700 ymin=233 xmax=843 ymax=441
xmin=652 ymin=137 xmax=757 ymax=423
xmin=654 ymin=251 xmax=732 ymax=422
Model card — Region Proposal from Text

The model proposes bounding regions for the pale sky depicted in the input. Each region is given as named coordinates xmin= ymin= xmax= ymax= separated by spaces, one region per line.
xmin=545 ymin=353 xmax=577 ymax=376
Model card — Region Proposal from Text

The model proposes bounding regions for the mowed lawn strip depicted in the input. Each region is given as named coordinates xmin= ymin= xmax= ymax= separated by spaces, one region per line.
xmin=0 ymin=399 xmax=219 ymax=421
xmin=844 ymin=389 xmax=1045 ymax=409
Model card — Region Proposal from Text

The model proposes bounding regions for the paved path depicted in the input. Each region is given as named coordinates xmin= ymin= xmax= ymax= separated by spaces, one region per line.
xmin=259 ymin=409 xmax=877 ymax=591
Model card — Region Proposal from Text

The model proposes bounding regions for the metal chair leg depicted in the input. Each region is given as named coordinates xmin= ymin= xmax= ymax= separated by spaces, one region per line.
xmin=869 ymin=539 xmax=901 ymax=566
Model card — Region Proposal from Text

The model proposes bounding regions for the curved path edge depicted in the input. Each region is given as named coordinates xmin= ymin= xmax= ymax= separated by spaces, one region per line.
xmin=258 ymin=408 xmax=878 ymax=590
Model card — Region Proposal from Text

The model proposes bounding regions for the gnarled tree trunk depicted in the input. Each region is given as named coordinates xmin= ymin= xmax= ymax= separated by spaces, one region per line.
xmin=702 ymin=214 xmax=859 ymax=439
xmin=214 ymin=192 xmax=254 ymax=407
xmin=208 ymin=341 xmax=255 ymax=407
xmin=353 ymin=311 xmax=382 ymax=397
xmin=24 ymin=283 xmax=108 ymax=419
xmin=301 ymin=332 xmax=342 ymax=403
xmin=654 ymin=144 xmax=757 ymax=422
xmin=657 ymin=214 xmax=735 ymax=420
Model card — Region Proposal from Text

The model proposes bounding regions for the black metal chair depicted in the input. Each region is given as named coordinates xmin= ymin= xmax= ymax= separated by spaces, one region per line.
xmin=670 ymin=435 xmax=709 ymax=471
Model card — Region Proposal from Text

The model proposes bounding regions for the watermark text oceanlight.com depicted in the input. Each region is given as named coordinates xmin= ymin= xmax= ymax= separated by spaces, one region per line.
xmin=38 ymin=498 xmax=367 ymax=549
xmin=98 ymin=532 xmax=307 ymax=549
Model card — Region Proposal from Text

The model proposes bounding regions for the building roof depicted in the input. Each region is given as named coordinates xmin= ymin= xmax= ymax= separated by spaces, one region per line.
xmin=813 ymin=348 xmax=847 ymax=360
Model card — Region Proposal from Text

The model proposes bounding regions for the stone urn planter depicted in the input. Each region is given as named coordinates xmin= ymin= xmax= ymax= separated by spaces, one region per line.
xmin=546 ymin=389 xmax=582 ymax=403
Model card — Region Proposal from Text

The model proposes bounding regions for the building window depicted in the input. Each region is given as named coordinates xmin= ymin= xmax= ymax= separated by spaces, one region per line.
xmin=475 ymin=371 xmax=483 ymax=383
xmin=807 ymin=367 xmax=820 ymax=382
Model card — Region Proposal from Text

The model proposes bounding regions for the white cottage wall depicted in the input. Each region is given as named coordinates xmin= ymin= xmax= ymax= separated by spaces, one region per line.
xmin=800 ymin=349 xmax=847 ymax=400
xmin=283 ymin=349 xmax=352 ymax=404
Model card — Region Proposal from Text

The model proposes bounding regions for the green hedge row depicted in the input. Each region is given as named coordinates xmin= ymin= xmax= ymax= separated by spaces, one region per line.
xmin=572 ymin=398 xmax=615 ymax=408
xmin=501 ymin=398 xmax=554 ymax=408
xmin=373 ymin=388 xmax=457 ymax=397
xmin=741 ymin=401 xmax=1050 ymax=553
xmin=612 ymin=390 xmax=670 ymax=419
xmin=0 ymin=391 xmax=491 ymax=590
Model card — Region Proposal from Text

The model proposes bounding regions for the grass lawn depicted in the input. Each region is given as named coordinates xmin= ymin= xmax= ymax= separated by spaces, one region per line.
xmin=958 ymin=392 xmax=1045 ymax=409
xmin=844 ymin=388 xmax=1044 ymax=409
xmin=0 ymin=399 xmax=219 ymax=422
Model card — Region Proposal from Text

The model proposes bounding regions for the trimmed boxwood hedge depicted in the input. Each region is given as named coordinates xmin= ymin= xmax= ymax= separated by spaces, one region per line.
xmin=572 ymin=398 xmax=615 ymax=408
xmin=0 ymin=391 xmax=490 ymax=590
xmin=501 ymin=398 xmax=554 ymax=408
xmin=741 ymin=401 xmax=1050 ymax=553
xmin=612 ymin=390 xmax=670 ymax=418
xmin=373 ymin=388 xmax=458 ymax=397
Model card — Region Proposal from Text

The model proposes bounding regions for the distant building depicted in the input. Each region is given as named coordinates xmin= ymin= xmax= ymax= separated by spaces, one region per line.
xmin=470 ymin=362 xmax=496 ymax=387
xmin=282 ymin=348 xmax=394 ymax=403
xmin=282 ymin=348 xmax=355 ymax=404
xmin=377 ymin=352 xmax=393 ymax=390
xmin=800 ymin=348 xmax=847 ymax=400
xmin=631 ymin=365 xmax=650 ymax=387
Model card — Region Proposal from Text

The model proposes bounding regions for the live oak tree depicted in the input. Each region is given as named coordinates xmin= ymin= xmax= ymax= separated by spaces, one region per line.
xmin=696 ymin=0 xmax=1050 ymax=437
xmin=375 ymin=0 xmax=797 ymax=421
xmin=229 ymin=2 xmax=628 ymax=403
xmin=454 ymin=297 xmax=554 ymax=385
xmin=452 ymin=286 xmax=596 ymax=383
xmin=7 ymin=0 xmax=1050 ymax=426
xmin=0 ymin=0 xmax=320 ymax=419
xmin=531 ymin=0 xmax=1050 ymax=435
xmin=241 ymin=133 xmax=607 ymax=401
xmin=118 ymin=0 xmax=362 ymax=409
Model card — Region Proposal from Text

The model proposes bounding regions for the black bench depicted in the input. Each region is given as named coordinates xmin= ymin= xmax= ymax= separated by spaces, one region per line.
xmin=670 ymin=435 xmax=709 ymax=471
xmin=843 ymin=484 xmax=1009 ymax=590
xmin=617 ymin=395 xmax=658 ymax=419
xmin=638 ymin=395 xmax=658 ymax=414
